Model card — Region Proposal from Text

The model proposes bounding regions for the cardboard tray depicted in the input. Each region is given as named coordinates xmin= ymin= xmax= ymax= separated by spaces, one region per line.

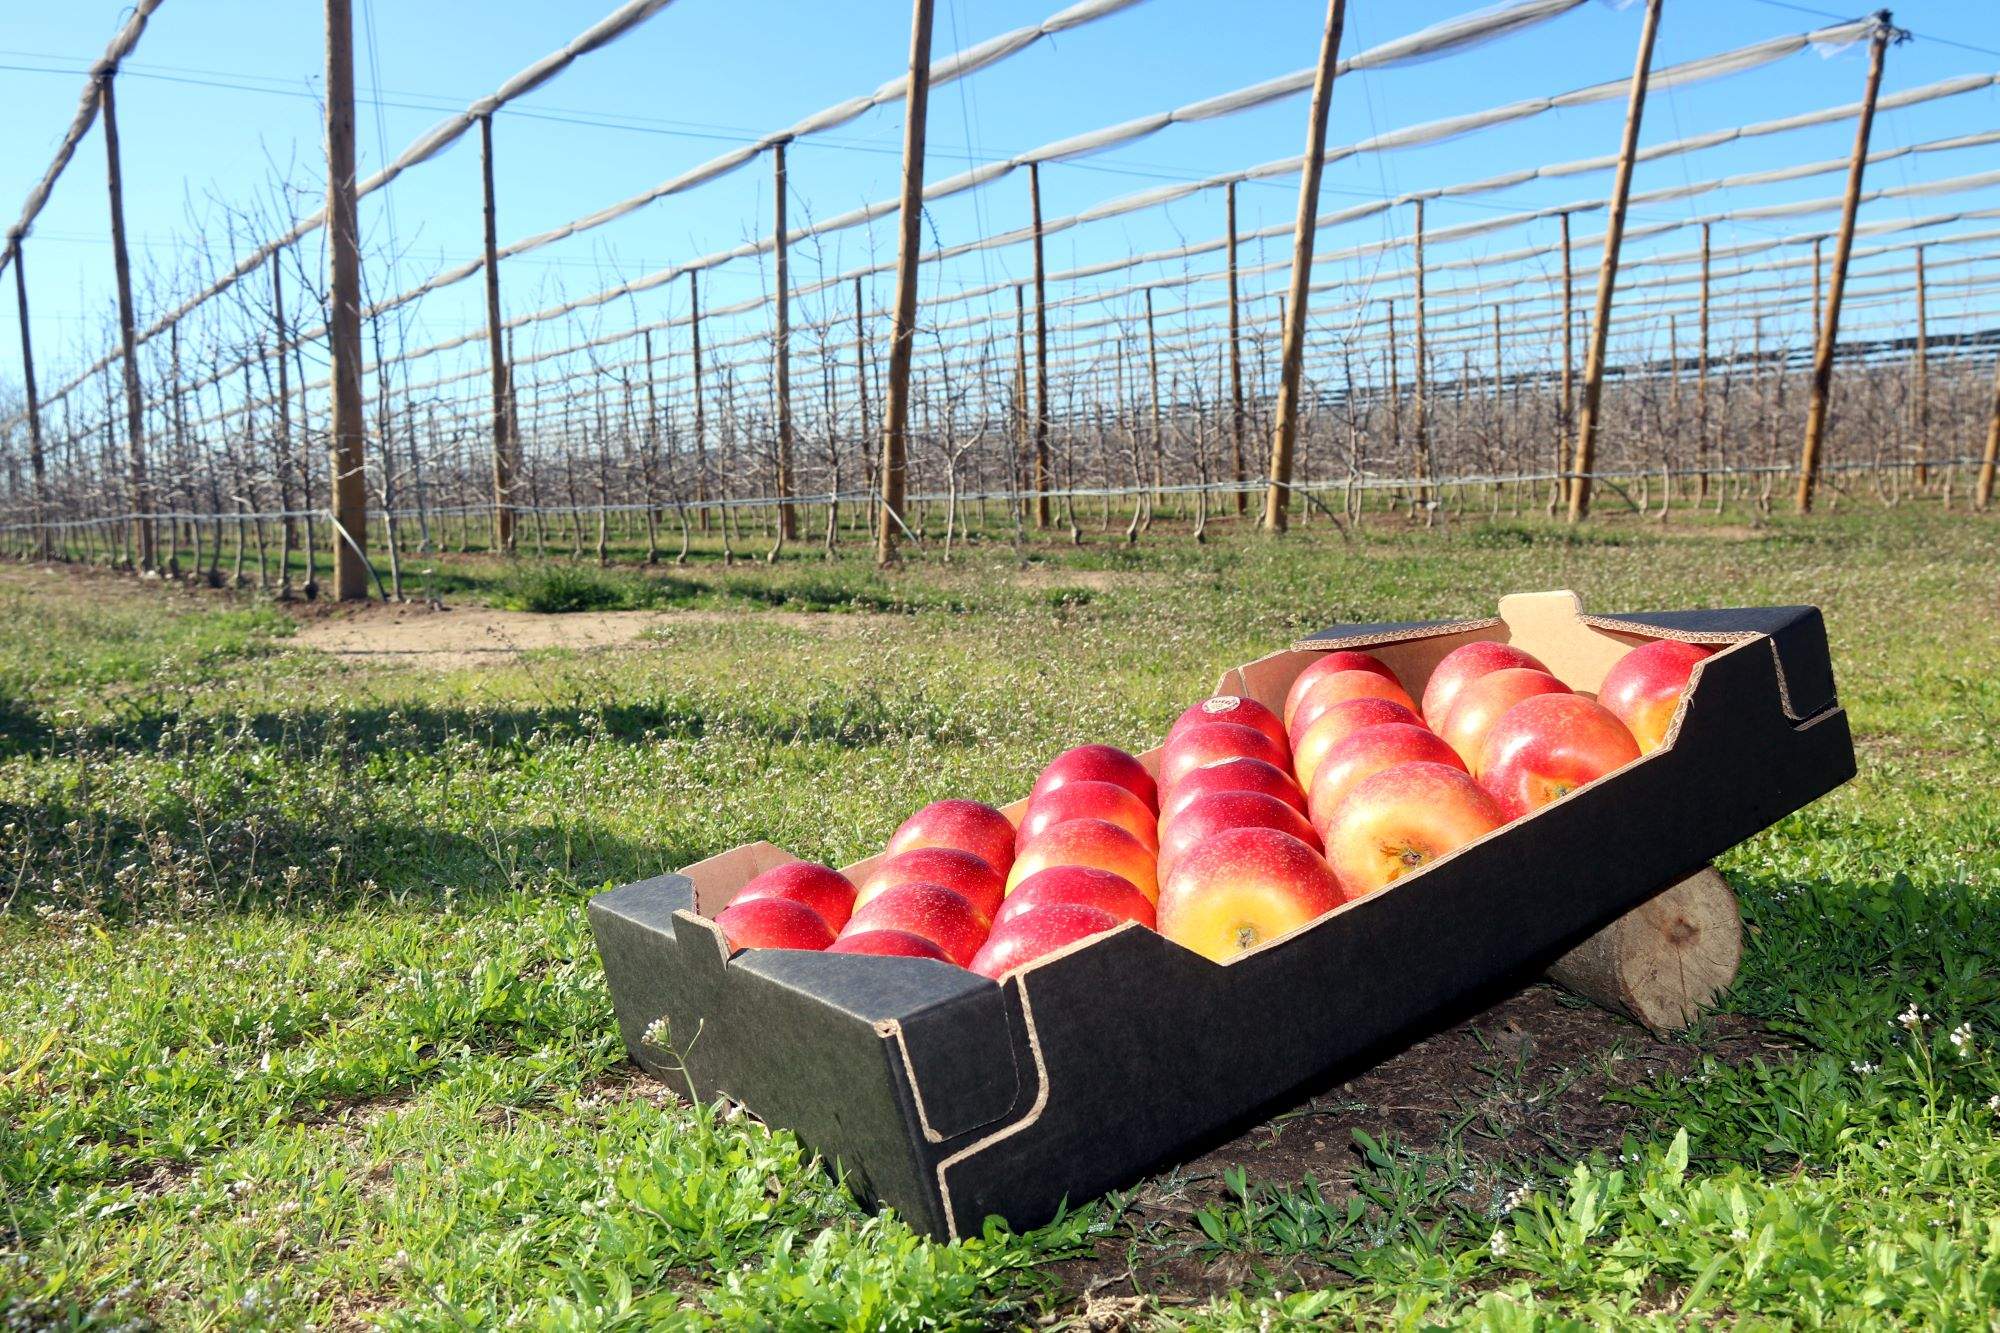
xmin=589 ymin=590 xmax=1853 ymax=1241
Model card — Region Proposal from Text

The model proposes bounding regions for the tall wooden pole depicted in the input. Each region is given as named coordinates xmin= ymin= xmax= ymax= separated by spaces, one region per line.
xmin=1226 ymin=180 xmax=1246 ymax=514
xmin=1696 ymin=221 xmax=1711 ymax=500
xmin=10 ymin=245 xmax=49 ymax=560
xmin=271 ymin=252 xmax=296 ymax=586
xmin=99 ymin=75 xmax=154 ymax=571
xmin=853 ymin=274 xmax=871 ymax=534
xmin=325 ymin=0 xmax=368 ymax=598
xmin=1029 ymin=161 xmax=1051 ymax=529
xmin=772 ymin=140 xmax=797 ymax=544
xmin=480 ymin=114 xmax=514 ymax=552
xmin=1797 ymin=15 xmax=1892 ymax=515
xmin=876 ymin=0 xmax=935 ymax=565
xmin=1912 ymin=244 xmax=1929 ymax=487
xmin=1412 ymin=198 xmax=1430 ymax=508
xmin=1978 ymin=351 xmax=2000 ymax=511
xmin=1567 ymin=0 xmax=1663 ymax=523
xmin=1262 ymin=0 xmax=1348 ymax=532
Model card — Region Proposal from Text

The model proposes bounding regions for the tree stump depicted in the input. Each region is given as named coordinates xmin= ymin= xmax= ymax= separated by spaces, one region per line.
xmin=1546 ymin=866 xmax=1743 ymax=1033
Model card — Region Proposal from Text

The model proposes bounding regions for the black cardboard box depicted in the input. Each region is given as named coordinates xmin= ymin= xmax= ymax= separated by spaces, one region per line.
xmin=588 ymin=590 xmax=1853 ymax=1241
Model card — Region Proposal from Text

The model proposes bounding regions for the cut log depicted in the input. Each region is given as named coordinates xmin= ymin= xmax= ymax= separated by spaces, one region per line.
xmin=1546 ymin=865 xmax=1742 ymax=1033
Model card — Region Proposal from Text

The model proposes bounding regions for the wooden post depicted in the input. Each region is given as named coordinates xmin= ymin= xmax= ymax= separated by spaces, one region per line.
xmin=1978 ymin=349 xmax=2000 ymax=511
xmin=1912 ymin=244 xmax=1929 ymax=488
xmin=1412 ymin=198 xmax=1431 ymax=510
xmin=1696 ymin=221 xmax=1710 ymax=500
xmin=10 ymin=243 xmax=49 ymax=560
xmin=1263 ymin=0 xmax=1347 ymax=532
xmin=480 ymin=114 xmax=514 ymax=552
xmin=1567 ymin=0 xmax=1662 ymax=523
xmin=772 ymin=140 xmax=796 ymax=546
xmin=271 ymin=253 xmax=296 ymax=592
xmin=853 ymin=274 xmax=871 ymax=537
xmin=325 ymin=0 xmax=369 ymax=598
xmin=1797 ymin=16 xmax=1891 ymax=515
xmin=1029 ymin=161 xmax=1051 ymax=530
xmin=1227 ymin=180 xmax=1246 ymax=514
xmin=875 ymin=0 xmax=935 ymax=566
xmin=98 ymin=75 xmax=154 ymax=571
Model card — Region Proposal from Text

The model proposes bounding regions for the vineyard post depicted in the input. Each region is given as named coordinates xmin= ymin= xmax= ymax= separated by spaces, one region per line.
xmin=270 ymin=253 xmax=296 ymax=593
xmin=1912 ymin=243 xmax=1928 ymax=488
xmin=1978 ymin=351 xmax=1999 ymax=510
xmin=772 ymin=139 xmax=796 ymax=549
xmin=853 ymin=275 xmax=872 ymax=541
xmin=1553 ymin=210 xmax=1573 ymax=515
xmin=691 ymin=271 xmax=708 ymax=532
xmin=9 ymin=244 xmax=50 ymax=560
xmin=325 ymin=0 xmax=369 ymax=599
xmin=1226 ymin=180 xmax=1245 ymax=514
xmin=1412 ymin=198 xmax=1431 ymax=514
xmin=1029 ymin=161 xmax=1051 ymax=530
xmin=1567 ymin=0 xmax=1662 ymax=523
xmin=876 ymin=0 xmax=934 ymax=566
xmin=1797 ymin=13 xmax=1891 ymax=515
xmin=480 ymin=113 xmax=514 ymax=552
xmin=1263 ymin=0 xmax=1347 ymax=532
xmin=98 ymin=74 xmax=154 ymax=571
xmin=1013 ymin=284 xmax=1029 ymax=518
xmin=1697 ymin=221 xmax=1710 ymax=501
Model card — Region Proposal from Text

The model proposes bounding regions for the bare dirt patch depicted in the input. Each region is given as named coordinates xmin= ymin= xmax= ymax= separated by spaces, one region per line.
xmin=290 ymin=602 xmax=869 ymax=669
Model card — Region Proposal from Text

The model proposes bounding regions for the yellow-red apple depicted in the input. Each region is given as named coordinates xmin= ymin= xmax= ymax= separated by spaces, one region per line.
xmin=841 ymin=882 xmax=991 ymax=966
xmin=1030 ymin=744 xmax=1158 ymax=813
xmin=1158 ymin=789 xmax=1321 ymax=883
xmin=1283 ymin=650 xmax=1403 ymax=730
xmin=1439 ymin=667 xmax=1569 ymax=774
xmin=1168 ymin=695 xmax=1288 ymax=753
xmin=1596 ymin=638 xmax=1714 ymax=753
xmin=884 ymin=799 xmax=1016 ymax=876
xmin=729 ymin=861 xmax=857 ymax=933
xmin=857 ymin=847 xmax=1005 ymax=921
xmin=714 ymin=897 xmax=836 ymax=952
xmin=1288 ymin=671 xmax=1420 ymax=746
xmin=1018 ymin=779 xmax=1160 ymax=853
xmin=1478 ymin=693 xmax=1641 ymax=819
xmin=828 ymin=929 xmax=952 ymax=961
xmin=1159 ymin=720 xmax=1290 ymax=794
xmin=1007 ymin=817 xmax=1159 ymax=902
xmin=1290 ymin=696 xmax=1425 ymax=790
xmin=1156 ymin=826 xmax=1344 ymax=962
xmin=969 ymin=904 xmax=1121 ymax=979
xmin=1420 ymin=640 xmax=1551 ymax=728
xmin=1158 ymin=756 xmax=1306 ymax=827
xmin=1322 ymin=761 xmax=1504 ymax=899
xmin=994 ymin=865 xmax=1154 ymax=931
xmin=1306 ymin=723 xmax=1466 ymax=834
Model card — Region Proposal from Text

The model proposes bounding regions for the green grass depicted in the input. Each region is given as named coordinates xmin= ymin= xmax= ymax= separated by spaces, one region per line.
xmin=2 ymin=506 xmax=1998 ymax=1327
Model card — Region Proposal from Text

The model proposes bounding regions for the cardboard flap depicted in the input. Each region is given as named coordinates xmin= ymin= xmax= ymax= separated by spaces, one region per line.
xmin=1292 ymin=614 xmax=1496 ymax=651
xmin=592 ymin=872 xmax=695 ymax=939
xmin=1585 ymin=605 xmax=1838 ymax=721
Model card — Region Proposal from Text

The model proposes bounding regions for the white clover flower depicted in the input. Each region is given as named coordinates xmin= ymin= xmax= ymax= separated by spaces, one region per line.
xmin=1488 ymin=1229 xmax=1509 ymax=1260
xmin=1949 ymin=1023 xmax=1974 ymax=1056
xmin=1897 ymin=1005 xmax=1927 ymax=1033
xmin=1730 ymin=1227 xmax=1749 ymax=1242
xmin=1850 ymin=1060 xmax=1878 ymax=1075
xmin=1987 ymin=1093 xmax=2000 ymax=1115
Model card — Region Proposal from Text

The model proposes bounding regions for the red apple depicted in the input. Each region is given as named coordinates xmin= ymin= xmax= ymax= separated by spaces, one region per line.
xmin=1478 ymin=693 xmax=1642 ymax=820
xmin=884 ymin=799 xmax=1016 ymax=876
xmin=1156 ymin=827 xmax=1345 ymax=962
xmin=1283 ymin=650 xmax=1403 ymax=730
xmin=1306 ymin=723 xmax=1466 ymax=834
xmin=1290 ymin=696 xmax=1425 ymax=791
xmin=1006 ymin=817 xmax=1159 ymax=903
xmin=1597 ymin=638 xmax=1714 ymax=753
xmin=1167 ymin=695 xmax=1288 ymax=753
xmin=1017 ymin=779 xmax=1160 ymax=853
xmin=842 ymin=882 xmax=991 ymax=966
xmin=1159 ymin=721 xmax=1290 ymax=794
xmin=729 ymin=861 xmax=857 ymax=933
xmin=1420 ymin=640 xmax=1551 ymax=728
xmin=714 ymin=897 xmax=836 ymax=952
xmin=1030 ymin=744 xmax=1158 ymax=813
xmin=993 ymin=865 xmax=1155 ymax=931
xmin=1158 ymin=756 xmax=1306 ymax=828
xmin=827 ymin=929 xmax=952 ymax=961
xmin=969 ymin=904 xmax=1122 ymax=979
xmin=1438 ymin=668 xmax=1569 ymax=774
xmin=1287 ymin=671 xmax=1420 ymax=746
xmin=856 ymin=847 xmax=1005 ymax=921
xmin=1159 ymin=789 xmax=1321 ymax=883
xmin=1322 ymin=761 xmax=1504 ymax=900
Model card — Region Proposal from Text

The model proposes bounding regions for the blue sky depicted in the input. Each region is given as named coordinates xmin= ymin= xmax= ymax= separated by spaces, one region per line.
xmin=3 ymin=0 xmax=1997 ymax=431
